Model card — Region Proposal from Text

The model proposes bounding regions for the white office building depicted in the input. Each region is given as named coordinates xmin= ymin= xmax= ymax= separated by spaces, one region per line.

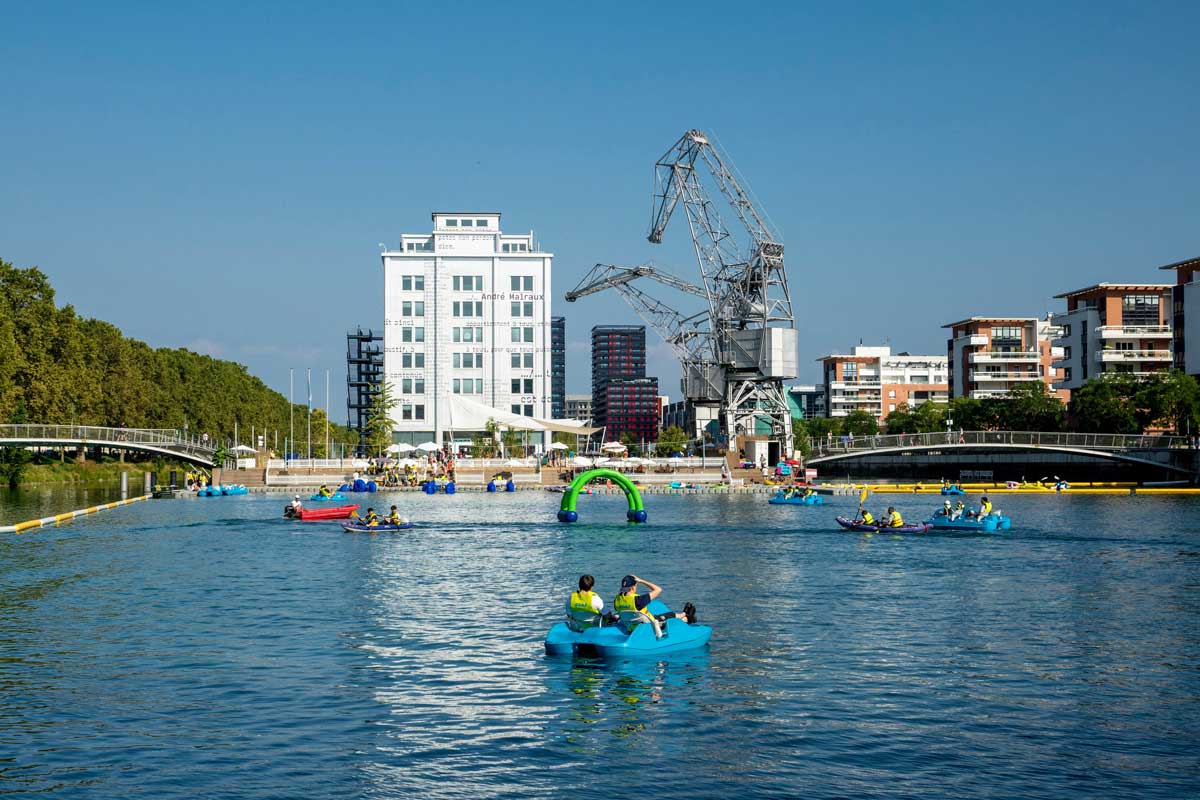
xmin=380 ymin=212 xmax=554 ymax=447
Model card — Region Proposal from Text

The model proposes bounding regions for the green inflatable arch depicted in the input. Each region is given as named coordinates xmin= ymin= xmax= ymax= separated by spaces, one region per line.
xmin=557 ymin=468 xmax=646 ymax=523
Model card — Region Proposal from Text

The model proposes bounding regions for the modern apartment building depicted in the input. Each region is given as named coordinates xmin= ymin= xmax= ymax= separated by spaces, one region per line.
xmin=565 ymin=394 xmax=593 ymax=423
xmin=591 ymin=325 xmax=659 ymax=442
xmin=551 ymin=316 xmax=566 ymax=419
xmin=1051 ymin=283 xmax=1173 ymax=391
xmin=818 ymin=346 xmax=948 ymax=421
xmin=944 ymin=317 xmax=1067 ymax=401
xmin=786 ymin=384 xmax=827 ymax=420
xmin=379 ymin=212 xmax=553 ymax=445
xmin=1160 ymin=256 xmax=1200 ymax=375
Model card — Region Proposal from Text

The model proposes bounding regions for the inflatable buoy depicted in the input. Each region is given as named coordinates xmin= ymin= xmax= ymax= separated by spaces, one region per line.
xmin=339 ymin=483 xmax=351 ymax=492
xmin=486 ymin=481 xmax=496 ymax=492
xmin=445 ymin=482 xmax=456 ymax=494
xmin=423 ymin=481 xmax=437 ymax=495
xmin=505 ymin=480 xmax=515 ymax=492
xmin=366 ymin=480 xmax=377 ymax=493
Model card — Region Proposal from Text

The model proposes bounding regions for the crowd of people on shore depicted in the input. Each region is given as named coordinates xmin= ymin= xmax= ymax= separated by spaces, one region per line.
xmin=363 ymin=455 xmax=456 ymax=487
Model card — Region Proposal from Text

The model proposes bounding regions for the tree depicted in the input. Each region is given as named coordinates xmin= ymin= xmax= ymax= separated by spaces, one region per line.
xmin=842 ymin=409 xmax=879 ymax=436
xmin=804 ymin=416 xmax=843 ymax=440
xmin=1001 ymin=381 xmax=1064 ymax=431
xmin=1068 ymin=377 xmax=1138 ymax=433
xmin=655 ymin=425 xmax=688 ymax=456
xmin=619 ymin=430 xmax=639 ymax=456
xmin=363 ymin=382 xmax=398 ymax=454
xmin=792 ymin=418 xmax=812 ymax=459
xmin=0 ymin=400 xmax=31 ymax=488
xmin=1144 ymin=370 xmax=1199 ymax=434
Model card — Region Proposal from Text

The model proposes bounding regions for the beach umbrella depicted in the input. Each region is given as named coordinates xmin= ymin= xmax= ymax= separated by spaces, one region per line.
xmin=416 ymin=442 xmax=440 ymax=452
xmin=384 ymin=444 xmax=402 ymax=453
xmin=232 ymin=444 xmax=256 ymax=453
xmin=548 ymin=442 xmax=570 ymax=450
xmin=395 ymin=443 xmax=416 ymax=453
xmin=593 ymin=457 xmax=611 ymax=465
xmin=572 ymin=456 xmax=593 ymax=467
xmin=601 ymin=442 xmax=627 ymax=452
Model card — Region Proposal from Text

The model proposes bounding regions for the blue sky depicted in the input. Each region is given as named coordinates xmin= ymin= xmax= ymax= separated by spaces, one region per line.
xmin=3 ymin=1 xmax=1197 ymax=419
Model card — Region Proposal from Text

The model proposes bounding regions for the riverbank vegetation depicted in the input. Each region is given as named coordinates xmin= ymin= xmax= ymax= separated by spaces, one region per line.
xmin=0 ymin=258 xmax=350 ymax=453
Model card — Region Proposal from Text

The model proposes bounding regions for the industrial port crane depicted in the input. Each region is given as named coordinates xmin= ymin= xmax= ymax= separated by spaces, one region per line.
xmin=566 ymin=129 xmax=798 ymax=457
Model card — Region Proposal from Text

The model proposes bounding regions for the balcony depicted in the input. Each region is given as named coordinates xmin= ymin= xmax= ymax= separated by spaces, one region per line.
xmin=968 ymin=350 xmax=1040 ymax=363
xmin=954 ymin=333 xmax=988 ymax=346
xmin=969 ymin=370 xmax=1043 ymax=382
xmin=1096 ymin=349 xmax=1172 ymax=363
xmin=829 ymin=379 xmax=882 ymax=389
xmin=1097 ymin=325 xmax=1171 ymax=339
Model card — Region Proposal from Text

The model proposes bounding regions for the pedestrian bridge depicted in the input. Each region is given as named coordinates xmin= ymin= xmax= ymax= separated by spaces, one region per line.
xmin=0 ymin=425 xmax=217 ymax=467
xmin=808 ymin=430 xmax=1197 ymax=478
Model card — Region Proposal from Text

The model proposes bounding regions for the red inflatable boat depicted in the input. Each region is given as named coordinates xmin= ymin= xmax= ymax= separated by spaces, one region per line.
xmin=285 ymin=504 xmax=359 ymax=521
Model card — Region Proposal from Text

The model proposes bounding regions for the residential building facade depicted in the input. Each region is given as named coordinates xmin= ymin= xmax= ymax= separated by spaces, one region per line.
xmin=379 ymin=212 xmax=553 ymax=444
xmin=551 ymin=316 xmax=566 ymax=419
xmin=591 ymin=325 xmax=659 ymax=442
xmin=819 ymin=346 xmax=948 ymax=421
xmin=1051 ymin=283 xmax=1173 ymax=391
xmin=786 ymin=384 xmax=827 ymax=420
xmin=1160 ymin=256 xmax=1200 ymax=375
xmin=565 ymin=394 xmax=592 ymax=423
xmin=944 ymin=317 xmax=1067 ymax=401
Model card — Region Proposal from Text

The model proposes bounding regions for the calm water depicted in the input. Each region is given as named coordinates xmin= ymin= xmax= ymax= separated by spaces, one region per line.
xmin=0 ymin=489 xmax=1197 ymax=799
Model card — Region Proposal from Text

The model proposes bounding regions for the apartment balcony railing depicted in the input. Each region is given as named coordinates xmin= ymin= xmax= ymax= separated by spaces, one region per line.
xmin=808 ymin=429 xmax=1190 ymax=459
xmin=1097 ymin=325 xmax=1172 ymax=338
xmin=969 ymin=370 xmax=1044 ymax=381
xmin=968 ymin=350 xmax=1040 ymax=363
xmin=953 ymin=333 xmax=989 ymax=347
xmin=1096 ymin=350 xmax=1172 ymax=362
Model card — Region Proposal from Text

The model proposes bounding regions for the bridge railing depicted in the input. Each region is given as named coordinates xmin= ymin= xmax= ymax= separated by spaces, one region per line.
xmin=808 ymin=430 xmax=1192 ymax=458
xmin=0 ymin=424 xmax=216 ymax=459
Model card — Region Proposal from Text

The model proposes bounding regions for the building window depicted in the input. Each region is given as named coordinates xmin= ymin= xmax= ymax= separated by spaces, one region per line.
xmin=888 ymin=390 xmax=896 ymax=399
xmin=511 ymin=404 xmax=521 ymax=414
xmin=415 ymin=404 xmax=425 ymax=420
xmin=511 ymin=328 xmax=521 ymax=343
xmin=402 ymin=276 xmax=411 ymax=291
xmin=511 ymin=353 xmax=521 ymax=368
xmin=402 ymin=353 xmax=411 ymax=368
xmin=446 ymin=219 xmax=458 ymax=227
xmin=523 ymin=378 xmax=533 ymax=393
xmin=524 ymin=404 xmax=533 ymax=417
xmin=992 ymin=326 xmax=1022 ymax=347
xmin=453 ymin=328 xmax=460 ymax=343
xmin=475 ymin=219 xmax=487 ymax=228
xmin=402 ymin=328 xmax=412 ymax=343
xmin=414 ymin=327 xmax=424 ymax=342
xmin=402 ymin=404 xmax=413 ymax=420
xmin=1122 ymin=294 xmax=1160 ymax=326
xmin=1064 ymin=367 xmax=1072 ymax=381
xmin=524 ymin=352 xmax=533 ymax=368
xmin=402 ymin=301 xmax=412 ymax=316
xmin=524 ymin=327 xmax=533 ymax=343
xmin=511 ymin=379 xmax=521 ymax=393
xmin=415 ymin=302 xmax=424 ymax=316
xmin=453 ymin=379 xmax=461 ymax=394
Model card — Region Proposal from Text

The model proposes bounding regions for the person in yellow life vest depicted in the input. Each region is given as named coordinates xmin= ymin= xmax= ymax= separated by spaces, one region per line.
xmin=319 ymin=484 xmax=332 ymax=497
xmin=614 ymin=575 xmax=697 ymax=638
xmin=566 ymin=574 xmax=604 ymax=631
xmin=357 ymin=508 xmax=379 ymax=527
xmin=979 ymin=496 xmax=993 ymax=517
xmin=384 ymin=505 xmax=406 ymax=525
xmin=882 ymin=506 xmax=904 ymax=527
xmin=802 ymin=486 xmax=815 ymax=498
xmin=856 ymin=507 xmax=876 ymax=525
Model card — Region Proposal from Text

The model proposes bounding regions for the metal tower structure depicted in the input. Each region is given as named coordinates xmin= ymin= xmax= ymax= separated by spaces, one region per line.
xmin=565 ymin=129 xmax=798 ymax=455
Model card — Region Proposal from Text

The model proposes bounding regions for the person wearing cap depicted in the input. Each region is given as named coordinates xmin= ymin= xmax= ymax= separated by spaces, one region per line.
xmin=938 ymin=499 xmax=952 ymax=517
xmin=613 ymin=574 xmax=696 ymax=638
xmin=290 ymin=495 xmax=303 ymax=511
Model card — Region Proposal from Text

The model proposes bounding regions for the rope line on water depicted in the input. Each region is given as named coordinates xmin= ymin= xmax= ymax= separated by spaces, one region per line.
xmin=0 ymin=494 xmax=151 ymax=534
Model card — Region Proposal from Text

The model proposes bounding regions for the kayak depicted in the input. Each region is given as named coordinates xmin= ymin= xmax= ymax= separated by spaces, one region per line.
xmin=285 ymin=504 xmax=359 ymax=521
xmin=768 ymin=493 xmax=823 ymax=505
xmin=926 ymin=513 xmax=1012 ymax=532
xmin=341 ymin=521 xmax=415 ymax=532
xmin=309 ymin=493 xmax=347 ymax=502
xmin=545 ymin=599 xmax=711 ymax=658
xmin=835 ymin=516 xmax=932 ymax=534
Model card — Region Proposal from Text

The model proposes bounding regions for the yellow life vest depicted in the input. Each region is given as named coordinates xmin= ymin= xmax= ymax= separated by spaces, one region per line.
xmin=568 ymin=590 xmax=599 ymax=616
xmin=981 ymin=500 xmax=992 ymax=515
xmin=889 ymin=511 xmax=904 ymax=527
xmin=613 ymin=591 xmax=650 ymax=623
xmin=861 ymin=511 xmax=875 ymax=525
xmin=365 ymin=512 xmax=379 ymax=527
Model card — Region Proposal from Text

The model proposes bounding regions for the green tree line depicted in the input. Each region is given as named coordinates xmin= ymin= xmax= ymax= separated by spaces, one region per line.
xmin=792 ymin=373 xmax=1200 ymax=446
xmin=1 ymin=258 xmax=350 ymax=453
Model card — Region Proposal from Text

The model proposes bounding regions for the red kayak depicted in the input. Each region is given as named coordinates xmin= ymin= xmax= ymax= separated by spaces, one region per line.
xmin=285 ymin=504 xmax=359 ymax=521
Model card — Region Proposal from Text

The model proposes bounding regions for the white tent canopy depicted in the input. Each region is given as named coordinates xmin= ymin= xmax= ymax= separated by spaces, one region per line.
xmin=548 ymin=442 xmax=570 ymax=450
xmin=395 ymin=443 xmax=416 ymax=453
xmin=384 ymin=444 xmax=402 ymax=453
xmin=416 ymin=442 xmax=440 ymax=452
xmin=602 ymin=442 xmax=628 ymax=452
